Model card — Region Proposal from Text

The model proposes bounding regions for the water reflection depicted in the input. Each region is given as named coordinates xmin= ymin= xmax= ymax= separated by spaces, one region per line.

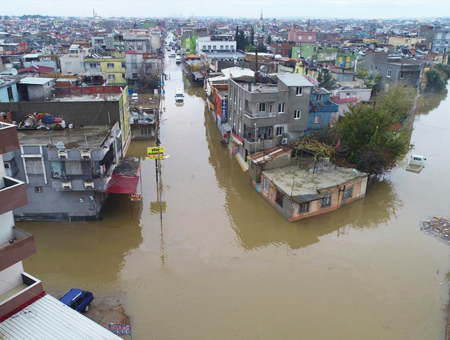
xmin=20 ymin=194 xmax=143 ymax=294
xmin=416 ymin=89 xmax=448 ymax=116
xmin=203 ymin=107 xmax=401 ymax=251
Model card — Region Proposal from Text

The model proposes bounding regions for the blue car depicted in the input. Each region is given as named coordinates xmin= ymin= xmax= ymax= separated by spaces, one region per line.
xmin=59 ymin=289 xmax=94 ymax=313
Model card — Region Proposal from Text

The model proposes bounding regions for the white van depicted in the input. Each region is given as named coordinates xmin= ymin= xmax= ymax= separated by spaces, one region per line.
xmin=176 ymin=55 xmax=181 ymax=64
xmin=175 ymin=88 xmax=184 ymax=103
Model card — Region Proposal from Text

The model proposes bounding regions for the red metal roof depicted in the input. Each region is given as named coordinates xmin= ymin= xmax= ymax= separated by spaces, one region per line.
xmin=18 ymin=65 xmax=55 ymax=74
xmin=106 ymin=174 xmax=139 ymax=194
xmin=330 ymin=96 xmax=359 ymax=104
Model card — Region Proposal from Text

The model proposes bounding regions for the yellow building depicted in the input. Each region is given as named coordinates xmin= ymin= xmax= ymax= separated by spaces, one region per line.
xmin=84 ymin=51 xmax=126 ymax=86
xmin=388 ymin=36 xmax=422 ymax=48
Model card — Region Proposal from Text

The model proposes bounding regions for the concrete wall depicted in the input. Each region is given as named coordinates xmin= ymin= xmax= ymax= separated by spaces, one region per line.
xmin=0 ymin=262 xmax=23 ymax=296
xmin=0 ymin=101 xmax=120 ymax=126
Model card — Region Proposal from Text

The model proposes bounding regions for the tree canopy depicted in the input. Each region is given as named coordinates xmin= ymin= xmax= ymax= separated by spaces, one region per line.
xmin=335 ymin=86 xmax=415 ymax=175
xmin=317 ymin=69 xmax=336 ymax=90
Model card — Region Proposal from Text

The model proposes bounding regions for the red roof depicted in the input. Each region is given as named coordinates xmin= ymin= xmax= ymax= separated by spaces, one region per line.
xmin=106 ymin=174 xmax=139 ymax=194
xmin=18 ymin=65 xmax=55 ymax=74
xmin=330 ymin=96 xmax=359 ymax=104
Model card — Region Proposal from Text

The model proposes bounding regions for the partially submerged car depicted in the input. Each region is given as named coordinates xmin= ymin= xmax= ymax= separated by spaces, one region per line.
xmin=59 ymin=289 xmax=94 ymax=313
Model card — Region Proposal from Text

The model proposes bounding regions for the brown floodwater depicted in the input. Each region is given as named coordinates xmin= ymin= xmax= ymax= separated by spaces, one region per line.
xmin=19 ymin=54 xmax=450 ymax=339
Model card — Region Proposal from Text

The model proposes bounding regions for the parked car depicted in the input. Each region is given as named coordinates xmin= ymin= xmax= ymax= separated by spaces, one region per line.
xmin=169 ymin=53 xmax=176 ymax=58
xmin=59 ymin=289 xmax=94 ymax=313
xmin=175 ymin=88 xmax=184 ymax=103
xmin=131 ymin=93 xmax=138 ymax=100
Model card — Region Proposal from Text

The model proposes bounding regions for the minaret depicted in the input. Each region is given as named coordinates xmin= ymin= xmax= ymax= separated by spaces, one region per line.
xmin=260 ymin=11 xmax=263 ymax=28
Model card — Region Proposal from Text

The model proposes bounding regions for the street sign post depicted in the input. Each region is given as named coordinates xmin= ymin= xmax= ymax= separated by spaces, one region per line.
xmin=147 ymin=146 xmax=165 ymax=160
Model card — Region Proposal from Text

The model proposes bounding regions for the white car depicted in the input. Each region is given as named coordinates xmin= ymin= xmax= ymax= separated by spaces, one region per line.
xmin=131 ymin=93 xmax=138 ymax=100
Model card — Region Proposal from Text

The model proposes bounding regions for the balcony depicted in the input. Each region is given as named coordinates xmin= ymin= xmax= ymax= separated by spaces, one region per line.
xmin=0 ymin=122 xmax=20 ymax=154
xmin=0 ymin=176 xmax=28 ymax=215
xmin=0 ymin=227 xmax=36 ymax=272
xmin=244 ymin=110 xmax=277 ymax=119
xmin=0 ymin=272 xmax=43 ymax=321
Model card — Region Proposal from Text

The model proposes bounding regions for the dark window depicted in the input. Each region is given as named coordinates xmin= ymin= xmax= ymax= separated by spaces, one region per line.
xmin=299 ymin=202 xmax=310 ymax=213
xmin=343 ymin=187 xmax=353 ymax=201
xmin=276 ymin=190 xmax=283 ymax=207
xmin=321 ymin=195 xmax=331 ymax=208
xmin=75 ymin=297 xmax=84 ymax=306
xmin=70 ymin=303 xmax=76 ymax=310
xmin=7 ymin=86 xmax=13 ymax=100
xmin=34 ymin=187 xmax=43 ymax=193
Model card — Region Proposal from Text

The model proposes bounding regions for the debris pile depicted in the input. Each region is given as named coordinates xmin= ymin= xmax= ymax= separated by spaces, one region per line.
xmin=421 ymin=216 xmax=450 ymax=245
xmin=18 ymin=112 xmax=67 ymax=130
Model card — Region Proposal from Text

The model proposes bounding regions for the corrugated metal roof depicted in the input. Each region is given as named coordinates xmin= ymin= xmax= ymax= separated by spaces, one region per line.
xmin=0 ymin=294 xmax=122 ymax=339
xmin=19 ymin=77 xmax=53 ymax=85
xmin=277 ymin=73 xmax=314 ymax=87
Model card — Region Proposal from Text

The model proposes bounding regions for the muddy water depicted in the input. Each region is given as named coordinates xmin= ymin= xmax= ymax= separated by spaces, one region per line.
xmin=19 ymin=52 xmax=450 ymax=339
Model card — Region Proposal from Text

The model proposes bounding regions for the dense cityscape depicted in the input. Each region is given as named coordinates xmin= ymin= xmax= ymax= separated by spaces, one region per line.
xmin=0 ymin=7 xmax=450 ymax=339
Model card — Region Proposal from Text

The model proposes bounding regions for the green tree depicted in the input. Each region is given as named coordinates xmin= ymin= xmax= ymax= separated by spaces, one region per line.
xmin=317 ymin=69 xmax=336 ymax=90
xmin=335 ymin=98 xmax=411 ymax=175
xmin=265 ymin=34 xmax=272 ymax=45
xmin=246 ymin=45 xmax=257 ymax=52
xmin=425 ymin=69 xmax=446 ymax=93
xmin=375 ymin=85 xmax=416 ymax=122
xmin=250 ymin=28 xmax=255 ymax=46
xmin=257 ymin=41 xmax=268 ymax=53
xmin=235 ymin=25 xmax=239 ymax=46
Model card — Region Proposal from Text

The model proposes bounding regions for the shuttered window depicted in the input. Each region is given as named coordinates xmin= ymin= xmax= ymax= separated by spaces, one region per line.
xmin=25 ymin=158 xmax=43 ymax=175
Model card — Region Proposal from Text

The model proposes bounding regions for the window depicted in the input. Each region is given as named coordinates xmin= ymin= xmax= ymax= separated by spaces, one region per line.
xmin=296 ymin=87 xmax=303 ymax=96
xmin=278 ymin=103 xmax=285 ymax=114
xmin=132 ymin=73 xmax=138 ymax=78
xmin=259 ymin=103 xmax=266 ymax=112
xmin=131 ymin=63 xmax=137 ymax=70
xmin=298 ymin=36 xmax=302 ymax=40
xmin=299 ymin=202 xmax=310 ymax=213
xmin=208 ymin=45 xmax=211 ymax=50
xmin=89 ymin=63 xmax=98 ymax=69
xmin=137 ymin=45 xmax=143 ymax=50
xmin=343 ymin=187 xmax=353 ymax=201
xmin=213 ymin=45 xmax=217 ymax=49
xmin=268 ymin=104 xmax=273 ymax=113
xmin=316 ymin=94 xmax=323 ymax=102
xmin=313 ymin=115 xmax=321 ymax=124
xmin=400 ymin=71 xmax=404 ymax=79
xmin=387 ymin=69 xmax=392 ymax=77
xmin=276 ymin=126 xmax=284 ymax=136
xmin=108 ymin=74 xmax=115 ymax=81
xmin=263 ymin=178 xmax=269 ymax=193
xmin=107 ymin=63 xmax=114 ymax=69
xmin=65 ymin=161 xmax=83 ymax=175
xmin=321 ymin=195 xmax=331 ymax=208
xmin=7 ymin=86 xmax=13 ymax=100
xmin=294 ymin=110 xmax=301 ymax=119
xmin=25 ymin=158 xmax=43 ymax=175
xmin=220 ymin=45 xmax=224 ymax=49
xmin=34 ymin=186 xmax=43 ymax=193
xmin=276 ymin=190 xmax=283 ymax=207
xmin=239 ymin=98 xmax=242 ymax=111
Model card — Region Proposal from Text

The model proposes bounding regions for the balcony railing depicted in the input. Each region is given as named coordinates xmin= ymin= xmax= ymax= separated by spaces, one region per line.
xmin=0 ymin=122 xmax=20 ymax=154
xmin=0 ymin=272 xmax=43 ymax=322
xmin=244 ymin=110 xmax=277 ymax=119
xmin=0 ymin=227 xmax=36 ymax=272
xmin=0 ymin=176 xmax=28 ymax=215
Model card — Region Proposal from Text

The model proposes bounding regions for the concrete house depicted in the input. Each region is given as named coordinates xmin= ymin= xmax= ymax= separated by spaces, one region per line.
xmin=0 ymin=77 xmax=19 ymax=103
xmin=363 ymin=52 xmax=426 ymax=91
xmin=227 ymin=73 xmax=313 ymax=162
xmin=307 ymin=87 xmax=339 ymax=132
xmin=256 ymin=158 xmax=368 ymax=222
xmin=18 ymin=77 xmax=54 ymax=101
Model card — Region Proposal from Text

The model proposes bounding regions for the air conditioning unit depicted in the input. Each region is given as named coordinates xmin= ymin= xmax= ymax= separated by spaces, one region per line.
xmin=62 ymin=181 xmax=72 ymax=189
xmin=84 ymin=181 xmax=94 ymax=189
xmin=58 ymin=150 xmax=68 ymax=159
xmin=81 ymin=150 xmax=91 ymax=160
xmin=281 ymin=138 xmax=288 ymax=145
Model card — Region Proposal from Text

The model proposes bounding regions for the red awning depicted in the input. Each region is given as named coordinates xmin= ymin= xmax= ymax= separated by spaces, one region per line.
xmin=106 ymin=175 xmax=139 ymax=194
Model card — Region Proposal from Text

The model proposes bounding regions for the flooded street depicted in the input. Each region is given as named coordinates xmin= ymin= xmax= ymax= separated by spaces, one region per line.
xmin=19 ymin=51 xmax=450 ymax=339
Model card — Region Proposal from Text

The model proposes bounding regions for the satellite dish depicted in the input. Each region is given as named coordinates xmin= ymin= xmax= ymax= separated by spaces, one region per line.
xmin=10 ymin=68 xmax=18 ymax=75
xmin=260 ymin=65 xmax=267 ymax=73
xmin=56 ymin=141 xmax=66 ymax=150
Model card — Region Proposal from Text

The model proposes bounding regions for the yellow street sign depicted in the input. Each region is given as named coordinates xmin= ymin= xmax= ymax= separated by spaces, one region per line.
xmin=147 ymin=147 xmax=165 ymax=160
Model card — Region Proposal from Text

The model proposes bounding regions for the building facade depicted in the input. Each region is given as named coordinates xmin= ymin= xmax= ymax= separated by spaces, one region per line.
xmin=227 ymin=73 xmax=313 ymax=161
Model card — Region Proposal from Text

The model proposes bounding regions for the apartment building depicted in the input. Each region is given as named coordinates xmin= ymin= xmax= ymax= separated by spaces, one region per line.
xmin=228 ymin=73 xmax=313 ymax=161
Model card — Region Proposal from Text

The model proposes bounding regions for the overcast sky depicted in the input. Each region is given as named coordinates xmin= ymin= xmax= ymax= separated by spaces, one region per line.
xmin=1 ymin=0 xmax=448 ymax=20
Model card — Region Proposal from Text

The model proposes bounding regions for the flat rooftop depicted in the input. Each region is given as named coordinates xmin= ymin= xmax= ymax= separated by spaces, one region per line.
xmin=53 ymin=93 xmax=122 ymax=102
xmin=17 ymin=126 xmax=110 ymax=148
xmin=263 ymin=163 xmax=366 ymax=197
